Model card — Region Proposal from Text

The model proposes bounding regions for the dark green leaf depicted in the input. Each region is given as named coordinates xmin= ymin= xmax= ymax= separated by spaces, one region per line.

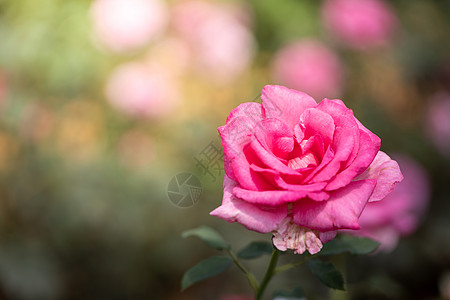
xmin=182 ymin=226 xmax=230 ymax=250
xmin=306 ymin=259 xmax=345 ymax=290
xmin=318 ymin=235 xmax=379 ymax=256
xmin=181 ymin=256 xmax=233 ymax=291
xmin=273 ymin=287 xmax=306 ymax=300
xmin=237 ymin=241 xmax=273 ymax=259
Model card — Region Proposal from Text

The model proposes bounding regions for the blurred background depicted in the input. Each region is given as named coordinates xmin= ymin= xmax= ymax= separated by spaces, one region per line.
xmin=0 ymin=0 xmax=449 ymax=299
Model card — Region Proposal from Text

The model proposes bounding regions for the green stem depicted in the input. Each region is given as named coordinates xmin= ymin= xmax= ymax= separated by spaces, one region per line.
xmin=256 ymin=249 xmax=280 ymax=300
xmin=226 ymin=249 xmax=259 ymax=293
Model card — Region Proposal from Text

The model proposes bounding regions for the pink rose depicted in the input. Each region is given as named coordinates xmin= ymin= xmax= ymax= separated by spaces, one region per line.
xmin=322 ymin=0 xmax=398 ymax=50
xmin=425 ymin=92 xmax=450 ymax=158
xmin=272 ymin=40 xmax=344 ymax=100
xmin=90 ymin=0 xmax=168 ymax=53
xmin=105 ymin=62 xmax=178 ymax=119
xmin=351 ymin=154 xmax=430 ymax=252
xmin=210 ymin=85 xmax=403 ymax=254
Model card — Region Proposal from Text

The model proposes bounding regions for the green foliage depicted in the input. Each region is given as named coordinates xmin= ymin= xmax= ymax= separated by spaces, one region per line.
xmin=306 ymin=258 xmax=345 ymax=291
xmin=182 ymin=226 xmax=231 ymax=251
xmin=273 ymin=286 xmax=305 ymax=300
xmin=181 ymin=256 xmax=232 ymax=291
xmin=237 ymin=241 xmax=273 ymax=259
xmin=318 ymin=235 xmax=380 ymax=256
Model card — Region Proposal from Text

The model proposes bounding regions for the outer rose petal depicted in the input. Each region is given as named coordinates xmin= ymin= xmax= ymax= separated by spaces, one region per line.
xmin=233 ymin=186 xmax=328 ymax=205
xmin=219 ymin=116 xmax=273 ymax=191
xmin=225 ymin=102 xmax=264 ymax=125
xmin=210 ymin=175 xmax=288 ymax=233
xmin=261 ymin=85 xmax=317 ymax=128
xmin=293 ymin=179 xmax=377 ymax=231
xmin=355 ymin=151 xmax=403 ymax=202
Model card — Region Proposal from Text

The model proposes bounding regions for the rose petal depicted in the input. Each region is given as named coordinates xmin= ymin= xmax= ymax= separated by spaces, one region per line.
xmin=299 ymin=107 xmax=335 ymax=147
xmin=254 ymin=118 xmax=294 ymax=159
xmin=219 ymin=116 xmax=273 ymax=191
xmin=261 ymin=85 xmax=317 ymax=128
xmin=233 ymin=186 xmax=307 ymax=205
xmin=225 ymin=102 xmax=264 ymax=124
xmin=325 ymin=129 xmax=380 ymax=191
xmin=210 ymin=175 xmax=288 ymax=233
xmin=248 ymin=164 xmax=329 ymax=199
xmin=249 ymin=134 xmax=301 ymax=176
xmin=355 ymin=151 xmax=403 ymax=202
xmin=305 ymin=99 xmax=360 ymax=183
xmin=293 ymin=179 xmax=377 ymax=231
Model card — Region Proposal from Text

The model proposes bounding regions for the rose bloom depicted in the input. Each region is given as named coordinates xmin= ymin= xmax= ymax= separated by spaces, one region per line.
xmin=322 ymin=0 xmax=398 ymax=50
xmin=425 ymin=92 xmax=450 ymax=158
xmin=211 ymin=85 xmax=403 ymax=254
xmin=348 ymin=154 xmax=430 ymax=252
xmin=90 ymin=0 xmax=168 ymax=53
xmin=105 ymin=62 xmax=178 ymax=119
xmin=172 ymin=0 xmax=255 ymax=83
xmin=272 ymin=40 xmax=344 ymax=100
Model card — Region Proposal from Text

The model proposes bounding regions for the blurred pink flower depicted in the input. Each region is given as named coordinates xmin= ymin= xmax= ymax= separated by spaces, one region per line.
xmin=90 ymin=0 xmax=168 ymax=53
xmin=105 ymin=62 xmax=178 ymax=119
xmin=322 ymin=0 xmax=398 ymax=50
xmin=271 ymin=40 xmax=344 ymax=100
xmin=172 ymin=0 xmax=255 ymax=83
xmin=426 ymin=92 xmax=450 ymax=157
xmin=352 ymin=154 xmax=430 ymax=252
xmin=440 ymin=272 xmax=450 ymax=300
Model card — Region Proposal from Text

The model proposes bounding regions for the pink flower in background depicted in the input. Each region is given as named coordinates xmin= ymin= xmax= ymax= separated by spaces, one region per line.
xmin=172 ymin=0 xmax=255 ymax=83
xmin=90 ymin=0 xmax=168 ymax=53
xmin=426 ymin=92 xmax=450 ymax=157
xmin=322 ymin=0 xmax=398 ymax=50
xmin=272 ymin=40 xmax=344 ymax=100
xmin=105 ymin=62 xmax=178 ymax=119
xmin=210 ymin=85 xmax=403 ymax=254
xmin=352 ymin=154 xmax=430 ymax=252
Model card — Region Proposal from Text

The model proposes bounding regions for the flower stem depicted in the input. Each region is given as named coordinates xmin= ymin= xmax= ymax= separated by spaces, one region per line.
xmin=226 ymin=249 xmax=259 ymax=293
xmin=256 ymin=249 xmax=280 ymax=300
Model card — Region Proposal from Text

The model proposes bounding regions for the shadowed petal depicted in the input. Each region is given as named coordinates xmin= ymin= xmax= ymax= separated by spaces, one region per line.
xmin=210 ymin=175 xmax=288 ymax=233
xmin=293 ymin=179 xmax=377 ymax=231
xmin=325 ymin=129 xmax=380 ymax=191
xmin=355 ymin=151 xmax=403 ymax=202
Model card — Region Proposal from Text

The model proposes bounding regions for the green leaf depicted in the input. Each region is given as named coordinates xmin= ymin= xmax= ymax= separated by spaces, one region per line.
xmin=306 ymin=259 xmax=345 ymax=290
xmin=237 ymin=241 xmax=273 ymax=259
xmin=182 ymin=226 xmax=230 ymax=250
xmin=273 ymin=287 xmax=306 ymax=300
xmin=318 ymin=235 xmax=379 ymax=256
xmin=181 ymin=256 xmax=233 ymax=291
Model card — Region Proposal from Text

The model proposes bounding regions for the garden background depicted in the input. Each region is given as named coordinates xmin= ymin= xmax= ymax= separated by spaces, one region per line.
xmin=0 ymin=0 xmax=449 ymax=299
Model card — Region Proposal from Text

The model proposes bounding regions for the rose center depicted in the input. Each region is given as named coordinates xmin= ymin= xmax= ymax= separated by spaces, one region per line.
xmin=287 ymin=151 xmax=318 ymax=170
